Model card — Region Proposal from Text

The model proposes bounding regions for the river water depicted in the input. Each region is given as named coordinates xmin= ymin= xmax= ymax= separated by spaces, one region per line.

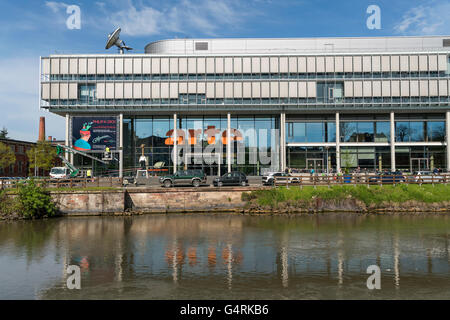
xmin=0 ymin=214 xmax=449 ymax=300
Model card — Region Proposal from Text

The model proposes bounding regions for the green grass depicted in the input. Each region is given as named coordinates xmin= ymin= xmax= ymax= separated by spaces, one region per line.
xmin=243 ymin=184 xmax=450 ymax=207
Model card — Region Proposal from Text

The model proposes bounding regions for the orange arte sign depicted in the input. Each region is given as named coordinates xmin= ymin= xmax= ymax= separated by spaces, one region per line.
xmin=164 ymin=127 xmax=243 ymax=145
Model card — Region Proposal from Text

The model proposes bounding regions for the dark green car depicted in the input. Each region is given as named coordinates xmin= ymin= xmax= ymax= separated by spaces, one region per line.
xmin=159 ymin=169 xmax=207 ymax=188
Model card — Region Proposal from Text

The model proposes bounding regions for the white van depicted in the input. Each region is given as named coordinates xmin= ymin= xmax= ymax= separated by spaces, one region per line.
xmin=50 ymin=167 xmax=71 ymax=179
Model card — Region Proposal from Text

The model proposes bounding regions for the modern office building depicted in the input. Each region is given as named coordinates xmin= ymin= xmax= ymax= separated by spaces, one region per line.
xmin=40 ymin=36 xmax=450 ymax=177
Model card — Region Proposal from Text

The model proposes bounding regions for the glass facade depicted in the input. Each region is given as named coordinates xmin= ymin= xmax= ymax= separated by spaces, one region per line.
xmin=340 ymin=121 xmax=390 ymax=143
xmin=123 ymin=115 xmax=280 ymax=176
xmin=287 ymin=147 xmax=336 ymax=173
xmin=395 ymin=121 xmax=445 ymax=142
xmin=286 ymin=121 xmax=336 ymax=143
xmin=396 ymin=146 xmax=446 ymax=172
xmin=340 ymin=147 xmax=391 ymax=171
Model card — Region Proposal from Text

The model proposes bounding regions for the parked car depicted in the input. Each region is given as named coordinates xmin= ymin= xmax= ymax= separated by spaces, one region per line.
xmin=369 ymin=171 xmax=406 ymax=184
xmin=262 ymin=172 xmax=299 ymax=186
xmin=213 ymin=172 xmax=248 ymax=187
xmin=408 ymin=171 xmax=445 ymax=183
xmin=159 ymin=169 xmax=207 ymax=188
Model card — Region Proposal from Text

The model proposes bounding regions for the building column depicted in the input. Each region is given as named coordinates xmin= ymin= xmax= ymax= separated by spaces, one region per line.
xmin=227 ymin=113 xmax=231 ymax=173
xmin=119 ymin=113 xmax=123 ymax=178
xmin=335 ymin=112 xmax=340 ymax=172
xmin=65 ymin=114 xmax=70 ymax=161
xmin=390 ymin=112 xmax=396 ymax=171
xmin=173 ymin=113 xmax=177 ymax=173
xmin=280 ymin=113 xmax=286 ymax=172
xmin=446 ymin=111 xmax=450 ymax=172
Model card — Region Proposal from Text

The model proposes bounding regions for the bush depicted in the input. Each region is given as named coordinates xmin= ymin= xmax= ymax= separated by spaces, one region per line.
xmin=0 ymin=190 xmax=18 ymax=216
xmin=16 ymin=180 xmax=58 ymax=219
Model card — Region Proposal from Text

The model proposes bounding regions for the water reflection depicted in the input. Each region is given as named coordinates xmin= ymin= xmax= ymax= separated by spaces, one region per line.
xmin=0 ymin=214 xmax=449 ymax=299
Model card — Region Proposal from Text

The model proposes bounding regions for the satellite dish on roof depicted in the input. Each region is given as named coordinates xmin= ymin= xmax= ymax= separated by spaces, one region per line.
xmin=105 ymin=27 xmax=132 ymax=54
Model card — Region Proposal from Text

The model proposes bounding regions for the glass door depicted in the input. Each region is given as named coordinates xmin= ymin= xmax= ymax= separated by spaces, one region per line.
xmin=306 ymin=159 xmax=323 ymax=173
xmin=410 ymin=158 xmax=429 ymax=172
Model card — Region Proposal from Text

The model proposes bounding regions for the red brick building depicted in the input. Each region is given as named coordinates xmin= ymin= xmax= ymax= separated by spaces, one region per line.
xmin=0 ymin=138 xmax=36 ymax=177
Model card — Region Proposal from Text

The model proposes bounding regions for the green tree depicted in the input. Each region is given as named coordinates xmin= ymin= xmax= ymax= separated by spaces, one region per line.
xmin=0 ymin=127 xmax=8 ymax=139
xmin=0 ymin=142 xmax=15 ymax=171
xmin=341 ymin=149 xmax=354 ymax=174
xmin=16 ymin=179 xmax=58 ymax=218
xmin=26 ymin=141 xmax=57 ymax=175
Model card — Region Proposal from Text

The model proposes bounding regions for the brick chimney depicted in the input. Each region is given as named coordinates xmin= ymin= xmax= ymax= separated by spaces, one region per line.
xmin=38 ymin=117 xmax=45 ymax=141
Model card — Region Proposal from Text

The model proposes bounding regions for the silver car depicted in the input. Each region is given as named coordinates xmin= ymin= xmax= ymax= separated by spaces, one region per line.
xmin=408 ymin=171 xmax=445 ymax=183
xmin=262 ymin=172 xmax=299 ymax=185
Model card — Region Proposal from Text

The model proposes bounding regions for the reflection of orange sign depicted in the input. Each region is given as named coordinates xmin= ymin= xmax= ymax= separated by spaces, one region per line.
xmin=165 ymin=246 xmax=185 ymax=266
xmin=187 ymin=247 xmax=197 ymax=266
xmin=208 ymin=247 xmax=216 ymax=268
xmin=222 ymin=247 xmax=243 ymax=265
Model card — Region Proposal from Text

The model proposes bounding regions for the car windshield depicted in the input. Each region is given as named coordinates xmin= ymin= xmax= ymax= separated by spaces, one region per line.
xmin=51 ymin=168 xmax=65 ymax=174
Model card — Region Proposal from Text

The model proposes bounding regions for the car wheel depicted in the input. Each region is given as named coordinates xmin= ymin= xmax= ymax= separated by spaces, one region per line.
xmin=192 ymin=179 xmax=200 ymax=188
xmin=163 ymin=180 xmax=172 ymax=188
xmin=217 ymin=181 xmax=223 ymax=187
xmin=241 ymin=181 xmax=247 ymax=187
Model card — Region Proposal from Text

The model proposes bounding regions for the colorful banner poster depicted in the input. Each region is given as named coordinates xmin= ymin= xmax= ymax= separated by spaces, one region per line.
xmin=71 ymin=116 xmax=118 ymax=151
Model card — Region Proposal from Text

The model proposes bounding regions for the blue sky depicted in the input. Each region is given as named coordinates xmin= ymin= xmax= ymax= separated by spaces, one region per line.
xmin=0 ymin=0 xmax=449 ymax=141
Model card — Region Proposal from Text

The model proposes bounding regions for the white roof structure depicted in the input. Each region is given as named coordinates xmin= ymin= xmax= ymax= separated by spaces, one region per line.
xmin=145 ymin=36 xmax=450 ymax=55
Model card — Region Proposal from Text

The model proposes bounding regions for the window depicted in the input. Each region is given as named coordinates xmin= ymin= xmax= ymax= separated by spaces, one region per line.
xmin=427 ymin=121 xmax=445 ymax=142
xmin=79 ymin=84 xmax=96 ymax=103
xmin=375 ymin=122 xmax=390 ymax=142
xmin=195 ymin=42 xmax=208 ymax=51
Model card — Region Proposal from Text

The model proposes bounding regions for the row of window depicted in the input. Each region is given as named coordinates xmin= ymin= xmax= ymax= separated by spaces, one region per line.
xmin=286 ymin=121 xmax=446 ymax=143
xmin=49 ymin=96 xmax=450 ymax=106
xmin=47 ymin=71 xmax=449 ymax=82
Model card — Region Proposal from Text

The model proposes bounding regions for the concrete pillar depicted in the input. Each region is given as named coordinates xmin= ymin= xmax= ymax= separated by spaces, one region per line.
xmin=65 ymin=114 xmax=70 ymax=161
xmin=119 ymin=113 xmax=123 ymax=178
xmin=280 ymin=113 xmax=286 ymax=172
xmin=335 ymin=112 xmax=340 ymax=172
xmin=446 ymin=111 xmax=450 ymax=172
xmin=227 ymin=113 xmax=231 ymax=173
xmin=173 ymin=113 xmax=177 ymax=173
xmin=390 ymin=112 xmax=396 ymax=171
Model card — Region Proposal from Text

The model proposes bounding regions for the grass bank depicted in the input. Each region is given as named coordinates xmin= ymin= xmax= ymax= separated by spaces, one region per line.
xmin=241 ymin=184 xmax=450 ymax=213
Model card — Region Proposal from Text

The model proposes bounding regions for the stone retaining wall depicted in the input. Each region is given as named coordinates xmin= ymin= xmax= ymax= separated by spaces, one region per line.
xmin=50 ymin=187 xmax=258 ymax=215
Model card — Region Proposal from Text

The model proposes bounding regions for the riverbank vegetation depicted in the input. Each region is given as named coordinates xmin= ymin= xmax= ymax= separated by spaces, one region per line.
xmin=0 ymin=180 xmax=58 ymax=219
xmin=242 ymin=184 xmax=450 ymax=213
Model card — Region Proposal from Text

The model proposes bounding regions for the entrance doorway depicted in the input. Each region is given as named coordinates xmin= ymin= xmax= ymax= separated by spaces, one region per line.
xmin=410 ymin=158 xmax=429 ymax=172
xmin=306 ymin=158 xmax=323 ymax=173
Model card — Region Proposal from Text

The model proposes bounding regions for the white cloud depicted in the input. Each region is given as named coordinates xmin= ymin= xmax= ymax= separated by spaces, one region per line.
xmin=394 ymin=2 xmax=450 ymax=35
xmin=45 ymin=1 xmax=69 ymax=13
xmin=107 ymin=0 xmax=247 ymax=37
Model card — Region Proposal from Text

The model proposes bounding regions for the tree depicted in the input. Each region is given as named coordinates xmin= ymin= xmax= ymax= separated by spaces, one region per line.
xmin=0 ymin=127 xmax=8 ymax=139
xmin=26 ymin=141 xmax=58 ymax=175
xmin=396 ymin=124 xmax=409 ymax=142
xmin=0 ymin=142 xmax=15 ymax=171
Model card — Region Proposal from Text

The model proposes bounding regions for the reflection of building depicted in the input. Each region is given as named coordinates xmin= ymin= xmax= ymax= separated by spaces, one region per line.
xmin=40 ymin=36 xmax=450 ymax=175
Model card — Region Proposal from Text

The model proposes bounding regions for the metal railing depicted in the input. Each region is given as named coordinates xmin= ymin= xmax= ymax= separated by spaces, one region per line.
xmin=0 ymin=177 xmax=124 ymax=190
xmin=273 ymin=174 xmax=450 ymax=187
